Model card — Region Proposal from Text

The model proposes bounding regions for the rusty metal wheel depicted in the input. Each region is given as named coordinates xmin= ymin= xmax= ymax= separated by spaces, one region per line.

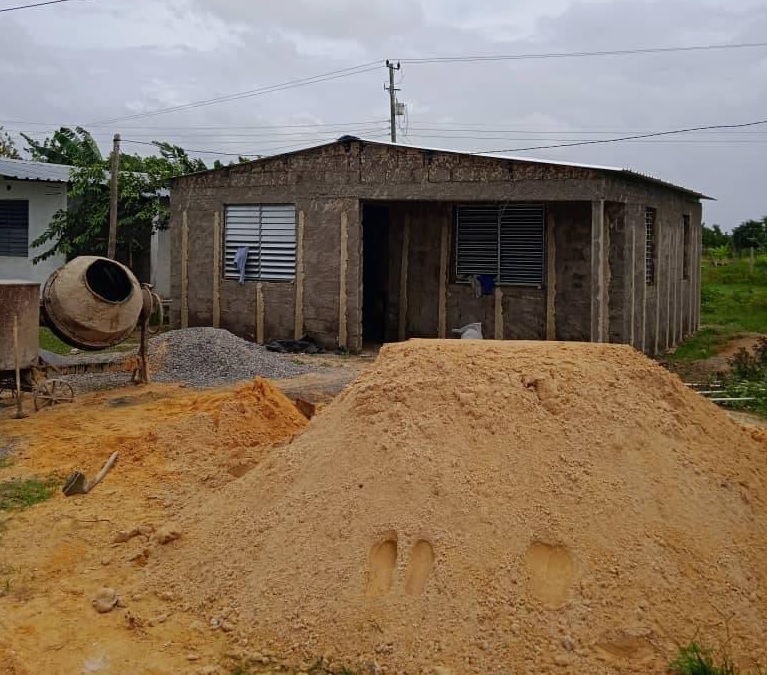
xmin=33 ymin=379 xmax=74 ymax=410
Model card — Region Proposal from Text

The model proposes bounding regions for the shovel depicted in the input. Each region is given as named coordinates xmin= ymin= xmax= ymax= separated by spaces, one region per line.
xmin=63 ymin=451 xmax=120 ymax=496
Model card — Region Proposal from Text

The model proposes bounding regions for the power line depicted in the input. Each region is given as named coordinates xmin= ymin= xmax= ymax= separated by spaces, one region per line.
xmin=121 ymin=139 xmax=246 ymax=157
xmin=0 ymin=119 xmax=388 ymax=131
xmin=0 ymin=0 xmax=84 ymax=13
xmin=478 ymin=119 xmax=767 ymax=153
xmin=399 ymin=41 xmax=767 ymax=64
xmin=89 ymin=61 xmax=384 ymax=126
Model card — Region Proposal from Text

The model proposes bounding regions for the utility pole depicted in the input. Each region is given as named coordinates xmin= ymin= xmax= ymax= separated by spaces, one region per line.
xmin=108 ymin=133 xmax=120 ymax=260
xmin=385 ymin=60 xmax=401 ymax=143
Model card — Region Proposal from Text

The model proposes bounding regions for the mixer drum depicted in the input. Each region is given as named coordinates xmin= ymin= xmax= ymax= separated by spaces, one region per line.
xmin=42 ymin=256 xmax=143 ymax=350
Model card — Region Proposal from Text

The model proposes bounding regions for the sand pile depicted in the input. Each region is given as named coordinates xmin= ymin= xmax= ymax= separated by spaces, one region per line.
xmin=147 ymin=341 xmax=767 ymax=674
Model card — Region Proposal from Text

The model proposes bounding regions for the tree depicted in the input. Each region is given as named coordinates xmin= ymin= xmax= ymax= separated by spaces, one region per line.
xmin=22 ymin=126 xmax=102 ymax=166
xmin=26 ymin=128 xmax=209 ymax=264
xmin=702 ymin=223 xmax=731 ymax=250
xmin=732 ymin=218 xmax=767 ymax=252
xmin=0 ymin=126 xmax=20 ymax=159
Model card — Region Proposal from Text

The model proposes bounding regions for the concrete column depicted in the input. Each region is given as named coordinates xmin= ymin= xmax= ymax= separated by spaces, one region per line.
xmin=338 ymin=211 xmax=349 ymax=349
xmin=628 ymin=215 xmax=636 ymax=347
xmin=181 ymin=209 xmax=189 ymax=329
xmin=494 ymin=287 xmax=504 ymax=340
xmin=212 ymin=211 xmax=221 ymax=329
xmin=398 ymin=215 xmax=410 ymax=342
xmin=546 ymin=212 xmax=556 ymax=340
xmin=438 ymin=215 xmax=449 ymax=339
xmin=590 ymin=200 xmax=608 ymax=343
xmin=294 ymin=210 xmax=305 ymax=339
xmin=255 ymin=282 xmax=264 ymax=344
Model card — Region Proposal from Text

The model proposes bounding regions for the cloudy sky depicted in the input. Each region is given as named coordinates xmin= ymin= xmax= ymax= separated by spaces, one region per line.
xmin=1 ymin=0 xmax=766 ymax=227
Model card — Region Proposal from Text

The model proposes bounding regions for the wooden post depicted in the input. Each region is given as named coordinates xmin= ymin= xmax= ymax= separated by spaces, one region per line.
xmin=212 ymin=211 xmax=221 ymax=329
xmin=545 ymin=212 xmax=556 ymax=340
xmin=108 ymin=133 xmax=120 ymax=260
xmin=256 ymin=282 xmax=265 ymax=344
xmin=294 ymin=210 xmax=305 ymax=339
xmin=438 ymin=216 xmax=449 ymax=338
xmin=398 ymin=216 xmax=410 ymax=342
xmin=13 ymin=315 xmax=25 ymax=419
xmin=339 ymin=212 xmax=349 ymax=349
xmin=494 ymin=287 xmax=504 ymax=340
xmin=180 ymin=209 xmax=189 ymax=329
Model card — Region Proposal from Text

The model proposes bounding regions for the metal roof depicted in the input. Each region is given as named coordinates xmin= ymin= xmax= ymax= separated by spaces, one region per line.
xmin=0 ymin=157 xmax=72 ymax=183
xmin=175 ymin=135 xmax=713 ymax=200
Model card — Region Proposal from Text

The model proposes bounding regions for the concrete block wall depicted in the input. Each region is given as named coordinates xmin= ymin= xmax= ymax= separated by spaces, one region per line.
xmin=169 ymin=140 xmax=703 ymax=353
xmin=605 ymin=179 xmax=702 ymax=354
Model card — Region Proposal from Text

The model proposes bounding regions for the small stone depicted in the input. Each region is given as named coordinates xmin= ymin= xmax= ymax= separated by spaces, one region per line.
xmin=113 ymin=528 xmax=141 ymax=544
xmin=92 ymin=588 xmax=119 ymax=614
xmin=156 ymin=527 xmax=182 ymax=545
xmin=138 ymin=525 xmax=155 ymax=536
xmin=157 ymin=590 xmax=175 ymax=602
xmin=553 ymin=655 xmax=573 ymax=667
xmin=561 ymin=636 xmax=575 ymax=651
xmin=186 ymin=654 xmax=200 ymax=662
xmin=220 ymin=621 xmax=235 ymax=633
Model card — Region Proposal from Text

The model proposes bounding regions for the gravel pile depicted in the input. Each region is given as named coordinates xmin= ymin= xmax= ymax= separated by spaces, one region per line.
xmin=149 ymin=327 xmax=314 ymax=387
xmin=52 ymin=328 xmax=316 ymax=394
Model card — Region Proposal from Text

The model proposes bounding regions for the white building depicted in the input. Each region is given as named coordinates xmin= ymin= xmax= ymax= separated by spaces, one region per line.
xmin=0 ymin=158 xmax=69 ymax=285
xmin=0 ymin=158 xmax=171 ymax=297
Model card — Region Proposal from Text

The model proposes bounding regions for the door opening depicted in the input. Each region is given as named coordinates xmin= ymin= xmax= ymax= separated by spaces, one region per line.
xmin=362 ymin=204 xmax=390 ymax=344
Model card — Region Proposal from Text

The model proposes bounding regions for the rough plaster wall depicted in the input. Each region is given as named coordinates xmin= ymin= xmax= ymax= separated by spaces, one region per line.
xmin=551 ymin=202 xmax=591 ymax=341
xmin=609 ymin=179 xmax=703 ymax=354
xmin=503 ymin=288 xmax=546 ymax=339
xmin=607 ymin=202 xmax=627 ymax=343
xmin=169 ymin=142 xmax=703 ymax=350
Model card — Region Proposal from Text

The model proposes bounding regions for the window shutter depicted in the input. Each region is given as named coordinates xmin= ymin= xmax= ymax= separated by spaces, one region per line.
xmin=499 ymin=204 xmax=545 ymax=285
xmin=259 ymin=205 xmax=296 ymax=280
xmin=0 ymin=200 xmax=29 ymax=258
xmin=224 ymin=204 xmax=296 ymax=281
xmin=455 ymin=205 xmax=499 ymax=277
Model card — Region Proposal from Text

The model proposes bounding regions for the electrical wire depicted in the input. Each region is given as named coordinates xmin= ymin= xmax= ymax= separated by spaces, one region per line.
xmin=477 ymin=119 xmax=767 ymax=153
xmin=89 ymin=61 xmax=385 ymax=126
xmin=399 ymin=41 xmax=767 ymax=64
xmin=0 ymin=0 xmax=84 ymax=13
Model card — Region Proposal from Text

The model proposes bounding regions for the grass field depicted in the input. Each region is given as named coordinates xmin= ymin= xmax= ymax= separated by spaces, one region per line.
xmin=669 ymin=257 xmax=767 ymax=362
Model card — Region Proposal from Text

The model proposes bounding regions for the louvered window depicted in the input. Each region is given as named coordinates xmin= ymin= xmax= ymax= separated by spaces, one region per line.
xmin=645 ymin=207 xmax=657 ymax=286
xmin=0 ymin=200 xmax=29 ymax=257
xmin=455 ymin=203 xmax=545 ymax=286
xmin=224 ymin=204 xmax=296 ymax=281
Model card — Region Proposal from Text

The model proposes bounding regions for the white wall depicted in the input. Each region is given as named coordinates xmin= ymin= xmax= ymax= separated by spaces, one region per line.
xmin=150 ymin=224 xmax=171 ymax=298
xmin=0 ymin=178 xmax=67 ymax=284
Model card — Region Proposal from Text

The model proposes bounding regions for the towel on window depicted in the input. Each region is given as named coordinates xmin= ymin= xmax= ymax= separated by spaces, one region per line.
xmin=478 ymin=274 xmax=495 ymax=296
xmin=234 ymin=247 xmax=249 ymax=285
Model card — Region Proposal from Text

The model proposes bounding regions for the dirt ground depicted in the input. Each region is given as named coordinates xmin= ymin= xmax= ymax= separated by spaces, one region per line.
xmin=0 ymin=358 xmax=368 ymax=675
xmin=1 ymin=340 xmax=766 ymax=674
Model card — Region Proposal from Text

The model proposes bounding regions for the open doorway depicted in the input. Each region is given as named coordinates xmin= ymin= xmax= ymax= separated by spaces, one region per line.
xmin=362 ymin=204 xmax=390 ymax=344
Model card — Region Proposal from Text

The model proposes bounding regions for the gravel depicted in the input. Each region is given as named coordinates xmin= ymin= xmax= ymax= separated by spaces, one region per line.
xmin=149 ymin=327 xmax=314 ymax=387
xmin=52 ymin=328 xmax=316 ymax=394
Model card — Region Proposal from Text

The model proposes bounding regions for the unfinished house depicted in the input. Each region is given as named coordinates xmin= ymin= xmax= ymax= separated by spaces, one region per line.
xmin=168 ymin=137 xmax=709 ymax=354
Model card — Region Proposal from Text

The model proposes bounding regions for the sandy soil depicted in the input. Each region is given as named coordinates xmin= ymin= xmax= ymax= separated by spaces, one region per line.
xmin=147 ymin=340 xmax=767 ymax=675
xmin=0 ymin=379 xmax=310 ymax=675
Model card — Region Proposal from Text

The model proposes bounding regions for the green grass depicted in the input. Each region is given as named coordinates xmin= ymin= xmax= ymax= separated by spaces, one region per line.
xmin=38 ymin=327 xmax=71 ymax=355
xmin=668 ymin=257 xmax=767 ymax=362
xmin=0 ymin=476 xmax=56 ymax=511
xmin=38 ymin=327 xmax=139 ymax=355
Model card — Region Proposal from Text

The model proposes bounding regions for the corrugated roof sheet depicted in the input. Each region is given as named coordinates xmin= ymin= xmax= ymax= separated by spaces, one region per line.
xmin=0 ymin=157 xmax=72 ymax=183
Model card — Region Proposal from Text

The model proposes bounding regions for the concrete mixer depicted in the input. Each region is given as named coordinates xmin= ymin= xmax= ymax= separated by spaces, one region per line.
xmin=0 ymin=256 xmax=162 ymax=416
